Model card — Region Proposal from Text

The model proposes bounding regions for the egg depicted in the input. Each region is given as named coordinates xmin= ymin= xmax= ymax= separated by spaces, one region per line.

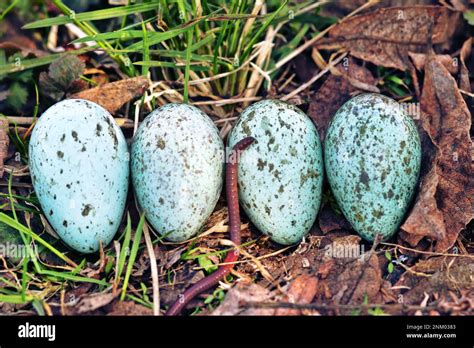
xmin=29 ymin=99 xmax=129 ymax=253
xmin=324 ymin=93 xmax=421 ymax=241
xmin=131 ymin=103 xmax=224 ymax=242
xmin=228 ymin=100 xmax=324 ymax=245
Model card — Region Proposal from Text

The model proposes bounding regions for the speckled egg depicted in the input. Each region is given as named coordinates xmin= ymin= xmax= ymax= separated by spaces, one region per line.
xmin=324 ymin=93 xmax=421 ymax=241
xmin=131 ymin=103 xmax=224 ymax=242
xmin=29 ymin=99 xmax=129 ymax=253
xmin=228 ymin=99 xmax=324 ymax=245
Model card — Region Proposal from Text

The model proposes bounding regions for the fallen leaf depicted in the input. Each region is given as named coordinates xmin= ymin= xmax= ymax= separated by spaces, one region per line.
xmin=0 ymin=119 xmax=8 ymax=177
xmin=308 ymin=58 xmax=376 ymax=140
xmin=281 ymin=235 xmax=381 ymax=307
xmin=447 ymin=0 xmax=470 ymax=12
xmin=326 ymin=6 xmax=459 ymax=70
xmin=318 ymin=203 xmax=352 ymax=234
xmin=320 ymin=0 xmax=435 ymax=18
xmin=325 ymin=252 xmax=382 ymax=305
xmin=275 ymin=274 xmax=318 ymax=315
xmin=106 ymin=301 xmax=153 ymax=316
xmin=400 ymin=165 xmax=446 ymax=245
xmin=66 ymin=292 xmax=116 ymax=315
xmin=409 ymin=52 xmax=458 ymax=74
xmin=394 ymin=256 xmax=474 ymax=305
xmin=401 ymin=51 xmax=474 ymax=251
xmin=0 ymin=40 xmax=45 ymax=58
xmin=39 ymin=55 xmax=85 ymax=101
xmin=293 ymin=54 xmax=318 ymax=83
xmin=459 ymin=37 xmax=472 ymax=92
xmin=160 ymin=263 xmax=206 ymax=308
xmin=70 ymin=76 xmax=150 ymax=115
xmin=212 ymin=282 xmax=274 ymax=315
xmin=163 ymin=245 xmax=186 ymax=269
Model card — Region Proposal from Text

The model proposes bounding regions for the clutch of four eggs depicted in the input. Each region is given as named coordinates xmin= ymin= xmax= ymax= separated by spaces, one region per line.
xmin=29 ymin=95 xmax=421 ymax=253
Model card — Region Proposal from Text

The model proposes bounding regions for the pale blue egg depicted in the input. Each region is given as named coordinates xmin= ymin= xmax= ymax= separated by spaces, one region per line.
xmin=29 ymin=99 xmax=129 ymax=253
xmin=324 ymin=93 xmax=421 ymax=241
xmin=131 ymin=104 xmax=224 ymax=242
xmin=228 ymin=100 xmax=324 ymax=245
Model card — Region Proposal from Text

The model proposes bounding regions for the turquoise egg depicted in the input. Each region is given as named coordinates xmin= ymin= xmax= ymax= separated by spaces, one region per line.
xmin=228 ymin=100 xmax=324 ymax=245
xmin=324 ymin=93 xmax=421 ymax=241
xmin=29 ymin=99 xmax=129 ymax=253
xmin=131 ymin=104 xmax=224 ymax=242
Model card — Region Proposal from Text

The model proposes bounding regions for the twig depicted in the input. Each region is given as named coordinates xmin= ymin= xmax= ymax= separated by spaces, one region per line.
xmin=214 ymin=117 xmax=238 ymax=124
xmin=221 ymin=239 xmax=277 ymax=289
xmin=280 ymin=51 xmax=347 ymax=101
xmin=250 ymin=62 xmax=272 ymax=92
xmin=0 ymin=119 xmax=9 ymax=178
xmin=188 ymin=48 xmax=263 ymax=85
xmin=143 ymin=222 xmax=160 ymax=316
xmin=192 ymin=96 xmax=261 ymax=106
xmin=381 ymin=242 xmax=474 ymax=259
xmin=396 ymin=262 xmax=433 ymax=278
xmin=193 ymin=243 xmax=292 ymax=270
xmin=269 ymin=0 xmax=379 ymax=73
xmin=460 ymin=89 xmax=474 ymax=98
xmin=242 ymin=301 xmax=441 ymax=312
xmin=133 ymin=103 xmax=141 ymax=137
xmin=243 ymin=13 xmax=275 ymax=105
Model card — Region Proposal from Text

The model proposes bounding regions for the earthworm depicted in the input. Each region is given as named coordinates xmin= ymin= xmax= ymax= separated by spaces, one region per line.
xmin=165 ymin=136 xmax=255 ymax=316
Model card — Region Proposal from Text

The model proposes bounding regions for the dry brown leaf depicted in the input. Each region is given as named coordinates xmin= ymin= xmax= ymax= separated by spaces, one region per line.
xmin=320 ymin=252 xmax=382 ymax=306
xmin=459 ymin=37 xmax=472 ymax=92
xmin=401 ymin=51 xmax=474 ymax=251
xmin=327 ymin=6 xmax=459 ymax=71
xmin=212 ymin=282 xmax=274 ymax=315
xmin=408 ymin=52 xmax=458 ymax=74
xmin=318 ymin=204 xmax=352 ymax=234
xmin=106 ymin=301 xmax=153 ymax=316
xmin=66 ymin=292 xmax=116 ymax=315
xmin=308 ymin=58 xmax=376 ymax=140
xmin=70 ymin=76 xmax=150 ymax=114
xmin=320 ymin=0 xmax=436 ymax=18
xmin=275 ymin=274 xmax=318 ymax=315
xmin=400 ymin=165 xmax=446 ymax=245
xmin=394 ymin=257 xmax=474 ymax=305
xmin=444 ymin=0 xmax=470 ymax=12
xmin=0 ymin=40 xmax=45 ymax=58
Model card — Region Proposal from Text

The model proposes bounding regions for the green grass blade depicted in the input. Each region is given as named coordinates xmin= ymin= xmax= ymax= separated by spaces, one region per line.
xmin=125 ymin=20 xmax=200 ymax=52
xmin=134 ymin=61 xmax=210 ymax=72
xmin=0 ymin=0 xmax=19 ymax=21
xmin=0 ymin=294 xmax=34 ymax=304
xmin=21 ymin=257 xmax=28 ymax=302
xmin=183 ymin=21 xmax=193 ymax=103
xmin=0 ymin=48 xmax=93 ymax=75
xmin=40 ymin=269 xmax=108 ymax=286
xmin=184 ymin=38 xmax=194 ymax=99
xmin=23 ymin=3 xmax=160 ymax=29
xmin=73 ymin=20 xmax=198 ymax=45
xmin=0 ymin=212 xmax=77 ymax=267
xmin=31 ymin=299 xmax=46 ymax=315
xmin=0 ymin=276 xmax=19 ymax=289
xmin=117 ymin=213 xmax=132 ymax=278
xmin=72 ymin=30 xmax=145 ymax=43
xmin=120 ymin=214 xmax=145 ymax=301
xmin=141 ymin=21 xmax=150 ymax=76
